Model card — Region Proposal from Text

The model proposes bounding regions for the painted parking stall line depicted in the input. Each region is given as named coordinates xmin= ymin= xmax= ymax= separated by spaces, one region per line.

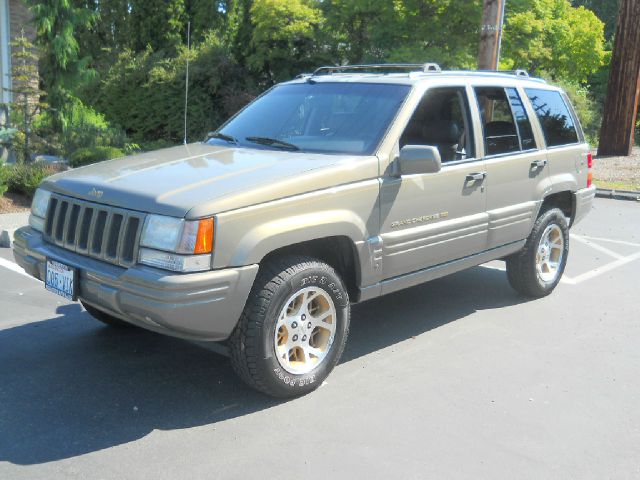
xmin=0 ymin=256 xmax=40 ymax=281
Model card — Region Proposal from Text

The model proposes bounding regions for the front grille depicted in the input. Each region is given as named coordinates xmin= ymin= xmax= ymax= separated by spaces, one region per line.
xmin=43 ymin=194 xmax=145 ymax=268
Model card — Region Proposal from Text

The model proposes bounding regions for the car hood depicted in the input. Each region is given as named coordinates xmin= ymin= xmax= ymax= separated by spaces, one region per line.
xmin=43 ymin=143 xmax=376 ymax=218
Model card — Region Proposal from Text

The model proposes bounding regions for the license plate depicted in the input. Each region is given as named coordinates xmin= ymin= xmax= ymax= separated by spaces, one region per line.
xmin=45 ymin=260 xmax=78 ymax=301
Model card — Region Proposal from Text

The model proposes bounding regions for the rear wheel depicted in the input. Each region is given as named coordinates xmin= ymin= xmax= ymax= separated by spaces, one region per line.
xmin=82 ymin=301 xmax=133 ymax=328
xmin=229 ymin=255 xmax=350 ymax=398
xmin=506 ymin=207 xmax=569 ymax=298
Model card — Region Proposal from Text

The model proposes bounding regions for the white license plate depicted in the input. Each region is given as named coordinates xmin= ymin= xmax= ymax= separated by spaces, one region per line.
xmin=45 ymin=260 xmax=77 ymax=301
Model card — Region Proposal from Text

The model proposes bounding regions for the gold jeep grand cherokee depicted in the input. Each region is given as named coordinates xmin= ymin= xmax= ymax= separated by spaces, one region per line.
xmin=14 ymin=64 xmax=596 ymax=397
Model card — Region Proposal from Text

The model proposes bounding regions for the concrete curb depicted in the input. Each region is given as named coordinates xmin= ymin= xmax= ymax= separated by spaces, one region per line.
xmin=595 ymin=188 xmax=640 ymax=202
xmin=0 ymin=211 xmax=30 ymax=248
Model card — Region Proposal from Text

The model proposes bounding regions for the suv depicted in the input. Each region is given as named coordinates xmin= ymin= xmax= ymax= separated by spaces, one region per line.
xmin=14 ymin=64 xmax=595 ymax=398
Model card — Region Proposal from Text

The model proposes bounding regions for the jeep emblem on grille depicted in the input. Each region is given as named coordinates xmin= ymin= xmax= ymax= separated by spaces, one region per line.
xmin=88 ymin=187 xmax=104 ymax=199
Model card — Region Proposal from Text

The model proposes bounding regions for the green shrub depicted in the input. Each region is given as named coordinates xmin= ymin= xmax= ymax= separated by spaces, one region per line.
xmin=0 ymin=162 xmax=9 ymax=196
xmin=6 ymin=162 xmax=57 ymax=197
xmin=87 ymin=33 xmax=257 ymax=144
xmin=69 ymin=146 xmax=124 ymax=167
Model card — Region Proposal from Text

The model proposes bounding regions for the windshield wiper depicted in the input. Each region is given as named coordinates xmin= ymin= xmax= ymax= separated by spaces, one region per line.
xmin=246 ymin=136 xmax=300 ymax=151
xmin=206 ymin=131 xmax=238 ymax=145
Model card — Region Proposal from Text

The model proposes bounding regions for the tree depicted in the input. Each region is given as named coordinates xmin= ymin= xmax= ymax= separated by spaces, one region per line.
xmin=501 ymin=0 xmax=606 ymax=83
xmin=2 ymin=32 xmax=47 ymax=163
xmin=129 ymin=0 xmax=187 ymax=53
xmin=28 ymin=0 xmax=95 ymax=130
xmin=247 ymin=0 xmax=327 ymax=83
xmin=597 ymin=0 xmax=640 ymax=156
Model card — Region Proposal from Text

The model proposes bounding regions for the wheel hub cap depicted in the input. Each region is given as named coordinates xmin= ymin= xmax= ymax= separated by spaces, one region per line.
xmin=536 ymin=224 xmax=564 ymax=283
xmin=274 ymin=287 xmax=337 ymax=375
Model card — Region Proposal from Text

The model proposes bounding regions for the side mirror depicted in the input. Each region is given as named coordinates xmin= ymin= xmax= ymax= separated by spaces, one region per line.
xmin=396 ymin=145 xmax=442 ymax=176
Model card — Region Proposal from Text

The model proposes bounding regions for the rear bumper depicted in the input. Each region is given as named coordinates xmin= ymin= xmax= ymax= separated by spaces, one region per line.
xmin=572 ymin=185 xmax=596 ymax=227
xmin=13 ymin=226 xmax=259 ymax=341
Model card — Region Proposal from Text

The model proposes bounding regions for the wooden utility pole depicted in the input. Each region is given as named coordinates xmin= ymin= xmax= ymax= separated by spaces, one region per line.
xmin=478 ymin=0 xmax=506 ymax=70
xmin=598 ymin=0 xmax=640 ymax=157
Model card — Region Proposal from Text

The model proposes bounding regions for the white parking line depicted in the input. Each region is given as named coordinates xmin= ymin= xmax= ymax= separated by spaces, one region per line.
xmin=571 ymin=234 xmax=626 ymax=260
xmin=0 ymin=256 xmax=39 ymax=281
xmin=562 ymin=251 xmax=640 ymax=285
xmin=577 ymin=235 xmax=640 ymax=248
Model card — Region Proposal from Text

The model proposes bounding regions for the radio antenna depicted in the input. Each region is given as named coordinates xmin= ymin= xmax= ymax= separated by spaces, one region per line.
xmin=183 ymin=21 xmax=191 ymax=145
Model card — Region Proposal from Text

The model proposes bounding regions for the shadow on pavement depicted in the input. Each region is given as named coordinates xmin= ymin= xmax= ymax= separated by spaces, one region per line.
xmin=0 ymin=265 xmax=526 ymax=465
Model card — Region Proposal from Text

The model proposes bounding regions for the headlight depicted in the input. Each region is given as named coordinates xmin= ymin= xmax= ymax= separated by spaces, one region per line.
xmin=139 ymin=214 xmax=215 ymax=272
xmin=29 ymin=189 xmax=52 ymax=232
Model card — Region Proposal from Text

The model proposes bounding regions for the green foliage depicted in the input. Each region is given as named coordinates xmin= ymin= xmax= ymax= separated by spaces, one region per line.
xmin=321 ymin=0 xmax=481 ymax=68
xmin=0 ymin=162 xmax=9 ymax=196
xmin=24 ymin=0 xmax=612 ymax=151
xmin=501 ymin=0 xmax=607 ymax=83
xmin=3 ymin=31 xmax=47 ymax=163
xmin=89 ymin=33 xmax=256 ymax=143
xmin=572 ymin=0 xmax=619 ymax=41
xmin=69 ymin=146 xmax=124 ymax=167
xmin=5 ymin=162 xmax=57 ymax=197
xmin=129 ymin=0 xmax=187 ymax=53
xmin=27 ymin=0 xmax=96 ymax=129
xmin=247 ymin=0 xmax=328 ymax=83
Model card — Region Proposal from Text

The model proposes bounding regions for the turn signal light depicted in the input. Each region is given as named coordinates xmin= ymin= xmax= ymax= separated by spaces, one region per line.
xmin=194 ymin=218 xmax=214 ymax=254
xmin=587 ymin=171 xmax=593 ymax=188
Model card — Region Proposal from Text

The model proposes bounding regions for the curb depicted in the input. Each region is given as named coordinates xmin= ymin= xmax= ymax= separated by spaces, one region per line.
xmin=0 ymin=228 xmax=16 ymax=248
xmin=0 ymin=211 xmax=30 ymax=248
xmin=595 ymin=188 xmax=640 ymax=202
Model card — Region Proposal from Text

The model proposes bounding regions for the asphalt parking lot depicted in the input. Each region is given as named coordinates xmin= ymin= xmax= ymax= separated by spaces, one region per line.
xmin=1 ymin=197 xmax=639 ymax=480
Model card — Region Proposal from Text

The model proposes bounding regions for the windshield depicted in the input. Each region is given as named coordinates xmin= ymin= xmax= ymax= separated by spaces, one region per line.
xmin=210 ymin=82 xmax=411 ymax=155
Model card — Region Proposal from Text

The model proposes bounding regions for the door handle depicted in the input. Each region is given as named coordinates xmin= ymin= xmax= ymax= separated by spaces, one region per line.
xmin=465 ymin=172 xmax=486 ymax=182
xmin=531 ymin=159 xmax=547 ymax=169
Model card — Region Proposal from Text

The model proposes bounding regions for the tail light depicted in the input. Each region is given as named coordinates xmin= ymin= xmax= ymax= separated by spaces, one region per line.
xmin=587 ymin=153 xmax=593 ymax=187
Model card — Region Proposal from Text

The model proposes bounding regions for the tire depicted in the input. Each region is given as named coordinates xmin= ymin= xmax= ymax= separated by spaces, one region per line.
xmin=506 ymin=207 xmax=570 ymax=298
xmin=82 ymin=301 xmax=133 ymax=328
xmin=229 ymin=255 xmax=350 ymax=398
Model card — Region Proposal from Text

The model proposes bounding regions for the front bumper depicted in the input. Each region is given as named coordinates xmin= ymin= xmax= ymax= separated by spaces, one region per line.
xmin=572 ymin=185 xmax=597 ymax=226
xmin=13 ymin=226 xmax=259 ymax=341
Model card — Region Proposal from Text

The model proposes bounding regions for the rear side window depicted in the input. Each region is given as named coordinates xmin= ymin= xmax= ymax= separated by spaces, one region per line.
xmin=475 ymin=87 xmax=536 ymax=156
xmin=525 ymin=89 xmax=579 ymax=147
xmin=506 ymin=88 xmax=536 ymax=150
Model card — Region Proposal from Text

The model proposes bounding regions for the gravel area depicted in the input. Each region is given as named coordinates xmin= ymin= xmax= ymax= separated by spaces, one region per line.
xmin=593 ymin=146 xmax=640 ymax=190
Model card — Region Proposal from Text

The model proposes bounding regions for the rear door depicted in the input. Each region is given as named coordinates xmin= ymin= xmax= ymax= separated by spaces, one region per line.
xmin=524 ymin=88 xmax=589 ymax=191
xmin=474 ymin=86 xmax=551 ymax=248
xmin=379 ymin=85 xmax=488 ymax=279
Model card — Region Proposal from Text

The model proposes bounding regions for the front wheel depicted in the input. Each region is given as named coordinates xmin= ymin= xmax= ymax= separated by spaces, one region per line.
xmin=506 ymin=208 xmax=569 ymax=298
xmin=229 ymin=255 xmax=350 ymax=398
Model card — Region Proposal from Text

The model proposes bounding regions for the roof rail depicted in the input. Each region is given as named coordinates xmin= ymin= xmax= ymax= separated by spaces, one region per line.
xmin=474 ymin=69 xmax=530 ymax=77
xmin=312 ymin=63 xmax=441 ymax=75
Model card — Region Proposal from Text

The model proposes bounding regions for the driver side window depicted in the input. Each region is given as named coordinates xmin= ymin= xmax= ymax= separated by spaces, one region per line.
xmin=400 ymin=87 xmax=475 ymax=163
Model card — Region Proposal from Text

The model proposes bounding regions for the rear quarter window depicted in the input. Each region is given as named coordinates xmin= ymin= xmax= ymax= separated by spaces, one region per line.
xmin=525 ymin=89 xmax=579 ymax=147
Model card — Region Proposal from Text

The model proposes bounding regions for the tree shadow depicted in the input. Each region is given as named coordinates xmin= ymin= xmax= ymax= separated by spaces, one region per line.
xmin=0 ymin=265 xmax=527 ymax=465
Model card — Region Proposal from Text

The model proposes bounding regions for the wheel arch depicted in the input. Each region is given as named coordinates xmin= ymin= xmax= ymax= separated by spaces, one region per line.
xmin=260 ymin=236 xmax=362 ymax=302
xmin=539 ymin=190 xmax=575 ymax=225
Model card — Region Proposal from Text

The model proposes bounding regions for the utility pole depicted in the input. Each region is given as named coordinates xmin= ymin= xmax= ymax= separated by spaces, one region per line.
xmin=598 ymin=0 xmax=640 ymax=157
xmin=478 ymin=0 xmax=506 ymax=70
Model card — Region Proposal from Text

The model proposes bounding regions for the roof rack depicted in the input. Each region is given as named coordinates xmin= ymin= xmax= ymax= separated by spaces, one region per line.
xmin=474 ymin=69 xmax=530 ymax=77
xmin=312 ymin=63 xmax=442 ymax=75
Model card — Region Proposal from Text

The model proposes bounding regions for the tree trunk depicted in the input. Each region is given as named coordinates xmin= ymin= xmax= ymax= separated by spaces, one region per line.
xmin=477 ymin=0 xmax=505 ymax=70
xmin=597 ymin=0 xmax=640 ymax=157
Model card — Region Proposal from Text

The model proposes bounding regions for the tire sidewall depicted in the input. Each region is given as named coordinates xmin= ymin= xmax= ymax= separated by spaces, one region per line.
xmin=257 ymin=264 xmax=349 ymax=396
xmin=529 ymin=209 xmax=570 ymax=292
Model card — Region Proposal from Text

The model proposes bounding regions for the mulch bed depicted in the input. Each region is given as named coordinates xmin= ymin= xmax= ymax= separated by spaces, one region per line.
xmin=0 ymin=191 xmax=32 ymax=213
xmin=593 ymin=146 xmax=640 ymax=191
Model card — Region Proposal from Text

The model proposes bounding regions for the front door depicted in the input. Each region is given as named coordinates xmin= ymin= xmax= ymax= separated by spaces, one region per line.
xmin=379 ymin=86 xmax=488 ymax=280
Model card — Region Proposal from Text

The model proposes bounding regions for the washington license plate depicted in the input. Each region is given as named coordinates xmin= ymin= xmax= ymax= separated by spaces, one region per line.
xmin=45 ymin=260 xmax=77 ymax=301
